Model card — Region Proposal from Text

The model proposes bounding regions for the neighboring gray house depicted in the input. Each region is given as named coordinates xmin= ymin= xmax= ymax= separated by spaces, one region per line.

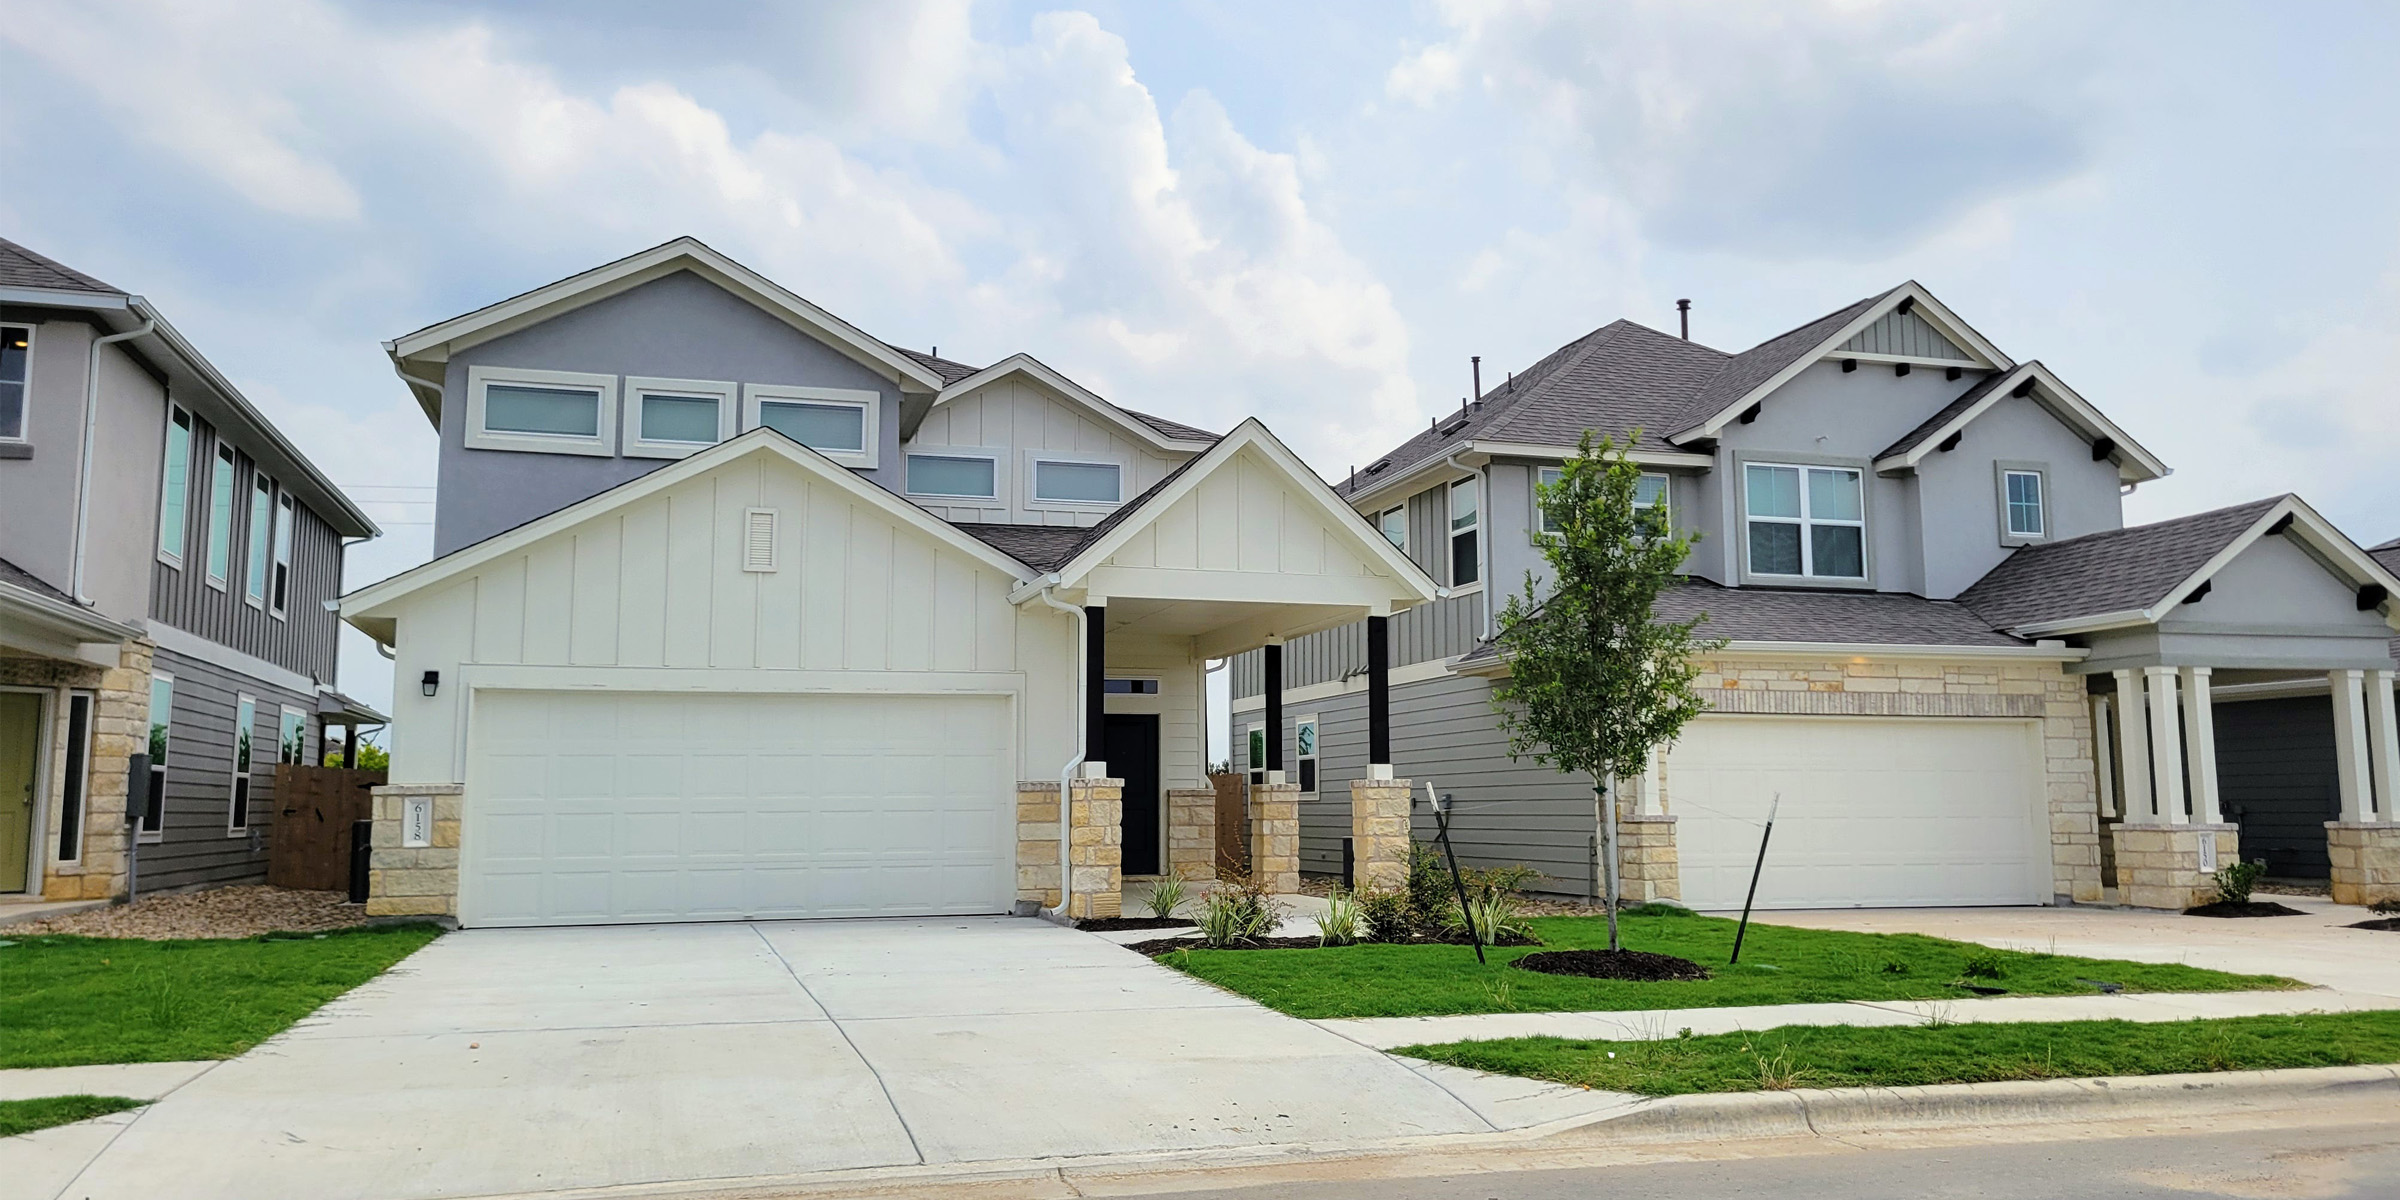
xmin=1231 ymin=283 xmax=2400 ymax=911
xmin=0 ymin=236 xmax=382 ymax=905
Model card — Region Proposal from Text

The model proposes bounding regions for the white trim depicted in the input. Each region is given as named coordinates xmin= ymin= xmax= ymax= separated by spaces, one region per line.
xmin=1449 ymin=475 xmax=1481 ymax=585
xmin=1871 ymin=362 xmax=2170 ymax=484
xmin=624 ymin=376 xmax=737 ymax=459
xmin=228 ymin=692 xmax=256 ymax=836
xmin=277 ymin=704 xmax=309 ymax=767
xmin=932 ymin=353 xmax=1213 ymax=453
xmin=0 ymin=321 xmax=32 ymax=445
xmin=343 ymin=431 xmax=1036 ymax=635
xmin=204 ymin=442 xmax=236 ymax=589
xmin=1027 ymin=454 xmax=1124 ymax=510
xmin=2000 ymin=464 xmax=2047 ymax=544
xmin=1823 ymin=350 xmax=1981 ymax=367
xmin=144 ymin=620 xmax=319 ymax=694
xmin=242 ymin=469 xmax=274 ymax=608
xmin=1741 ymin=460 xmax=1867 ymax=583
xmin=743 ymin=383 xmax=880 ymax=469
xmin=464 ymin=366 xmax=619 ymax=457
xmin=1294 ymin=713 xmax=1320 ymax=796
xmin=1466 ymin=440 xmax=1714 ymax=469
xmin=904 ymin=450 xmax=1003 ymax=501
xmin=141 ymin=670 xmax=171 ymax=843
xmin=1452 ymin=640 xmax=2087 ymax=678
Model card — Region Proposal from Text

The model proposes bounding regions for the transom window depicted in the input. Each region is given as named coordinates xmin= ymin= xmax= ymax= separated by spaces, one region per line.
xmin=745 ymin=385 xmax=878 ymax=468
xmin=1449 ymin=477 xmax=1480 ymax=586
xmin=0 ymin=325 xmax=28 ymax=442
xmin=2004 ymin=469 xmax=2046 ymax=539
xmin=486 ymin=385 xmax=600 ymax=436
xmin=1744 ymin=463 xmax=1865 ymax=580
xmin=1539 ymin=467 xmax=1670 ymax=535
xmin=625 ymin=377 xmax=735 ymax=458
xmin=1103 ymin=677 xmax=1160 ymax=695
xmin=1379 ymin=506 xmax=1407 ymax=551
xmin=466 ymin=367 xmax=617 ymax=457
xmin=1033 ymin=459 xmax=1122 ymax=505
xmin=907 ymin=453 xmax=998 ymax=499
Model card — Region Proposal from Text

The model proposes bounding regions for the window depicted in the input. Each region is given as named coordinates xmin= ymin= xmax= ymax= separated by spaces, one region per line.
xmin=269 ymin=495 xmax=295 ymax=617
xmin=143 ymin=674 xmax=171 ymax=841
xmin=1103 ymin=678 xmax=1160 ymax=694
xmin=205 ymin=444 xmax=236 ymax=587
xmin=1295 ymin=716 xmax=1319 ymax=794
xmin=56 ymin=692 xmax=92 ymax=863
xmin=745 ymin=384 xmax=878 ymax=468
xmin=1449 ymin=477 xmax=1480 ymax=586
xmin=0 ymin=324 xmax=28 ymax=442
xmin=465 ymin=366 xmax=617 ymax=456
xmin=907 ymin=453 xmax=998 ymax=499
xmin=1540 ymin=467 xmax=1671 ymax=535
xmin=1247 ymin=724 xmax=1266 ymax=787
xmin=279 ymin=706 xmax=308 ymax=765
xmin=159 ymin=406 xmax=192 ymax=563
xmin=1033 ymin=459 xmax=1122 ymax=505
xmin=625 ymin=377 xmax=735 ymax=459
xmin=1744 ymin=462 xmax=1865 ymax=580
xmin=244 ymin=473 xmax=273 ymax=606
xmin=229 ymin=694 xmax=255 ymax=835
xmin=1379 ymin=506 xmax=1407 ymax=551
xmin=2003 ymin=469 xmax=2046 ymax=539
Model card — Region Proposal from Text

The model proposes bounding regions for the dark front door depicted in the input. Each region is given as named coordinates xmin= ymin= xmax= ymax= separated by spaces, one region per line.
xmin=1105 ymin=713 xmax=1162 ymax=877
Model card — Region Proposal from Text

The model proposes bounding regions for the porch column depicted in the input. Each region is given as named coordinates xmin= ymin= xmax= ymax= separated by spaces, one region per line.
xmin=2368 ymin=670 xmax=2400 ymax=822
xmin=2181 ymin=667 xmax=2222 ymax=824
xmin=2112 ymin=669 xmax=2154 ymax=822
xmin=1084 ymin=605 xmax=1107 ymax=776
xmin=2333 ymin=669 xmax=2373 ymax=822
xmin=1262 ymin=639 xmax=1285 ymax=784
xmin=2092 ymin=696 xmax=2117 ymax=819
xmin=1366 ymin=614 xmax=1391 ymax=776
xmin=2144 ymin=666 xmax=2186 ymax=823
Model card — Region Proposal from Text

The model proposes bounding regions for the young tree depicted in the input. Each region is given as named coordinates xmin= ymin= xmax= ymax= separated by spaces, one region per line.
xmin=1489 ymin=430 xmax=1719 ymax=951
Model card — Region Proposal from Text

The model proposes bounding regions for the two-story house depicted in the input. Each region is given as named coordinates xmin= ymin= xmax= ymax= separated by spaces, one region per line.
xmin=0 ymin=237 xmax=383 ymax=908
xmin=1234 ymin=284 xmax=2400 ymax=912
xmin=341 ymin=238 xmax=1437 ymax=927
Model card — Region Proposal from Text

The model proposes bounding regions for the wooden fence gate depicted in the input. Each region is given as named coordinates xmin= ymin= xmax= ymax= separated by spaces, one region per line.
xmin=1210 ymin=772 xmax=1248 ymax=875
xmin=268 ymin=765 xmax=386 ymax=891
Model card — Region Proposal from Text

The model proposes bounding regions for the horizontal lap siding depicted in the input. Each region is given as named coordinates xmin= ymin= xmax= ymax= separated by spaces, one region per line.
xmin=2214 ymin=695 xmax=2339 ymax=879
xmin=1225 ymin=592 xmax=1485 ymax=698
xmin=143 ymin=647 xmax=318 ymax=892
xmin=150 ymin=414 xmax=345 ymax=682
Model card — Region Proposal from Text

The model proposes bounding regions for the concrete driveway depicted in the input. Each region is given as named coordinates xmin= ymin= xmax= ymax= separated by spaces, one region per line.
xmin=51 ymin=917 xmax=1495 ymax=1200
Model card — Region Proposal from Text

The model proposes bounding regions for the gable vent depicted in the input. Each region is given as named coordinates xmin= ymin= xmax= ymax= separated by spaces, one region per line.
xmin=742 ymin=508 xmax=778 ymax=572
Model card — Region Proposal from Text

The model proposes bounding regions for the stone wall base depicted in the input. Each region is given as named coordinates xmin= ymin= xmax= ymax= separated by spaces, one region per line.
xmin=366 ymin=784 xmax=463 ymax=918
xmin=1251 ymin=782 xmax=1300 ymax=895
xmin=2326 ymin=822 xmax=2400 ymax=907
xmin=1165 ymin=788 xmax=1216 ymax=881
xmin=1349 ymin=778 xmax=1410 ymax=893
xmin=1065 ymin=776 xmax=1123 ymax=920
xmin=12 ymin=639 xmax=152 ymax=902
xmin=2111 ymin=823 xmax=2237 ymax=911
xmin=1015 ymin=782 xmax=1062 ymax=909
xmin=1618 ymin=813 xmax=1680 ymax=904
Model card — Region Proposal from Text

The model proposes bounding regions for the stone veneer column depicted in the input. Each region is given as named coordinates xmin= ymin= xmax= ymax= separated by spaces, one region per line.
xmin=2110 ymin=823 xmax=2237 ymax=910
xmin=1065 ymin=775 xmax=1123 ymax=919
xmin=2326 ymin=822 xmax=2400 ymax=907
xmin=1250 ymin=781 xmax=1300 ymax=894
xmin=1617 ymin=813 xmax=1681 ymax=904
xmin=1348 ymin=776 xmax=1411 ymax=893
xmin=1015 ymin=782 xmax=1062 ymax=910
xmin=366 ymin=783 xmax=464 ymax=918
xmin=1165 ymin=788 xmax=1217 ymax=881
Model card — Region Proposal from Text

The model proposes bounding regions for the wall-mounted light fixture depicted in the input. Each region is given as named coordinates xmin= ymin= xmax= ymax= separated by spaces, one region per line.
xmin=420 ymin=670 xmax=440 ymax=697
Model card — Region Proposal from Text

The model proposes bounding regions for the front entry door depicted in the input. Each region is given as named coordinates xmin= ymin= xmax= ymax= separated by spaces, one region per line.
xmin=0 ymin=692 xmax=41 ymax=893
xmin=1105 ymin=714 xmax=1162 ymax=877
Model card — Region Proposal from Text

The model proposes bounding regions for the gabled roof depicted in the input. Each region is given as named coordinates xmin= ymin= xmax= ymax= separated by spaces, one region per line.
xmin=924 ymin=352 xmax=1216 ymax=452
xmin=0 ymin=555 xmax=75 ymax=605
xmin=1873 ymin=361 xmax=2169 ymax=484
xmin=2371 ymin=536 xmax=2400 ymax=575
xmin=0 ymin=236 xmax=117 ymax=294
xmin=1958 ymin=495 xmax=2400 ymax=636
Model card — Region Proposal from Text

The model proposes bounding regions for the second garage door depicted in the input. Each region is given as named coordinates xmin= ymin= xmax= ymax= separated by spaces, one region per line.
xmin=1667 ymin=715 xmax=2049 ymax=911
xmin=462 ymin=690 xmax=1014 ymax=927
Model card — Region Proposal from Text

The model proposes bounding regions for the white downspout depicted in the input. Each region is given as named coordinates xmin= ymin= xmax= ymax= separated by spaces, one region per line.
xmin=1032 ymin=584 xmax=1087 ymax=919
xmin=71 ymin=315 xmax=157 ymax=604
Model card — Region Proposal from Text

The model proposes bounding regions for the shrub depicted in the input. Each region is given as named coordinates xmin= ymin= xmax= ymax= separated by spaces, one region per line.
xmin=1961 ymin=950 xmax=2009 ymax=981
xmin=1197 ymin=877 xmax=1286 ymax=948
xmin=1405 ymin=841 xmax=1452 ymax=930
xmin=1461 ymin=863 xmax=1542 ymax=898
xmin=1447 ymin=888 xmax=1536 ymax=945
xmin=1359 ymin=889 xmax=1413 ymax=942
xmin=2212 ymin=860 xmax=2266 ymax=906
xmin=1315 ymin=888 xmax=1361 ymax=947
xmin=1144 ymin=874 xmax=1188 ymax=920
xmin=2374 ymin=898 xmax=2400 ymax=916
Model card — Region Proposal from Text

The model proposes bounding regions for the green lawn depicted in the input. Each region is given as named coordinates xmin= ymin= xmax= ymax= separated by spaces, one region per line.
xmin=0 ymin=925 xmax=440 ymax=1069
xmin=1155 ymin=908 xmax=2299 ymax=1019
xmin=1400 ymin=1011 xmax=2400 ymax=1096
xmin=0 ymin=1095 xmax=146 ymax=1138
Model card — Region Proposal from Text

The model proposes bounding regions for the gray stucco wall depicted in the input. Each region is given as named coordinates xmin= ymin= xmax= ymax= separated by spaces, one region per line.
xmin=2079 ymin=534 xmax=2398 ymax=673
xmin=0 ymin=316 xmax=166 ymax=625
xmin=435 ymin=271 xmax=905 ymax=555
xmin=1912 ymin=390 xmax=2124 ymax=599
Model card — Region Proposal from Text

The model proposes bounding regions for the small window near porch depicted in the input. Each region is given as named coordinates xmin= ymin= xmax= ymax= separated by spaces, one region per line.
xmin=228 ymin=694 xmax=255 ymax=835
xmin=1295 ymin=716 xmax=1319 ymax=794
xmin=1104 ymin=678 xmax=1160 ymax=694
xmin=1247 ymin=724 xmax=1265 ymax=787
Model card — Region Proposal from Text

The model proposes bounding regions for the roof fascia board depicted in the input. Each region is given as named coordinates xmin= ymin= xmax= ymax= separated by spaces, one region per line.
xmin=2008 ymin=608 xmax=2158 ymax=637
xmin=1871 ymin=362 xmax=2170 ymax=483
xmin=1829 ymin=350 xmax=1988 ymax=367
xmin=1464 ymin=440 xmax=1715 ymax=468
xmin=1339 ymin=452 xmax=1474 ymax=511
xmin=0 ymin=581 xmax=145 ymax=645
xmin=1454 ymin=638 xmax=2082 ymax=676
xmin=0 ymin=286 xmax=130 ymax=311
xmin=343 ymin=430 xmax=1033 ymax=628
xmin=932 ymin=354 xmax=1210 ymax=453
xmin=1050 ymin=419 xmax=1439 ymax=603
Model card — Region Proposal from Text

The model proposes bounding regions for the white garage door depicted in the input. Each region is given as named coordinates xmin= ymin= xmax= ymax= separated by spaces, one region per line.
xmin=1668 ymin=716 xmax=2049 ymax=911
xmin=462 ymin=691 xmax=1014 ymax=927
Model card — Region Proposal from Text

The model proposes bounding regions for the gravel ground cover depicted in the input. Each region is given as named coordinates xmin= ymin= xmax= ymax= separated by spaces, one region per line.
xmin=9 ymin=887 xmax=372 ymax=940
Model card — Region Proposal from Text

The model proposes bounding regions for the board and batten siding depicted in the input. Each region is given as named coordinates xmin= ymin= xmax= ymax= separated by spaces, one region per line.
xmin=150 ymin=412 xmax=345 ymax=683
xmin=382 ymin=448 xmax=1073 ymax=786
xmin=905 ymin=377 xmax=1191 ymax=527
xmin=142 ymin=647 xmax=316 ymax=892
xmin=1228 ymin=593 xmax=1483 ymax=697
xmin=1837 ymin=308 xmax=1972 ymax=361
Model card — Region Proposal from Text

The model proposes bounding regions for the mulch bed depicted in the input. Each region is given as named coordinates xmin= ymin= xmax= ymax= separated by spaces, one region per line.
xmin=1076 ymin=916 xmax=1196 ymax=932
xmin=1125 ymin=928 xmax=1540 ymax=956
xmin=7 ymin=886 xmax=371 ymax=940
xmin=1510 ymin=948 xmax=1712 ymax=982
xmin=2184 ymin=901 xmax=2308 ymax=918
xmin=2348 ymin=918 xmax=2400 ymax=932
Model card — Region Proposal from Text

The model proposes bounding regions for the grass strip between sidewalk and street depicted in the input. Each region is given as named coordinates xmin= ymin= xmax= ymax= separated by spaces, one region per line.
xmin=0 ymin=1095 xmax=147 ymax=1138
xmin=1156 ymin=908 xmax=2300 ymax=1019
xmin=0 ymin=923 xmax=441 ymax=1069
xmin=1399 ymin=1010 xmax=2400 ymax=1096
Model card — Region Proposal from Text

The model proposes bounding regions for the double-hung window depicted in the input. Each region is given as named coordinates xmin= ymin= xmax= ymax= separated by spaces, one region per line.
xmin=1295 ymin=716 xmax=1319 ymax=794
xmin=746 ymin=384 xmax=878 ymax=468
xmin=269 ymin=495 xmax=295 ymax=617
xmin=907 ymin=453 xmax=999 ymax=500
xmin=1379 ymin=506 xmax=1407 ymax=551
xmin=1542 ymin=466 xmax=1672 ymax=535
xmin=1032 ymin=459 xmax=1122 ymax=506
xmin=1246 ymin=724 xmax=1266 ymax=788
xmin=466 ymin=366 xmax=617 ymax=456
xmin=229 ymin=694 xmax=256 ymax=835
xmin=205 ymin=444 xmax=236 ymax=588
xmin=142 ymin=674 xmax=171 ymax=841
xmin=279 ymin=706 xmax=309 ymax=766
xmin=625 ymin=377 xmax=736 ymax=458
xmin=244 ymin=473 xmax=274 ymax=606
xmin=1449 ymin=477 xmax=1480 ymax=586
xmin=2002 ymin=469 xmax=2046 ymax=540
xmin=0 ymin=324 xmax=29 ymax=444
xmin=158 ymin=407 xmax=192 ymax=563
xmin=1744 ymin=463 xmax=1865 ymax=580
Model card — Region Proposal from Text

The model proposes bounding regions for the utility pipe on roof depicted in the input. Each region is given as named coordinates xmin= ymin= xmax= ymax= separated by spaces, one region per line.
xmin=71 ymin=316 xmax=157 ymax=604
xmin=1030 ymin=580 xmax=1087 ymax=920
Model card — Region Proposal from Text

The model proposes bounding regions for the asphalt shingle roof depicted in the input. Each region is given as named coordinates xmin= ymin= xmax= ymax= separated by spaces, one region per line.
xmin=1875 ymin=364 xmax=2023 ymax=461
xmin=2370 ymin=536 xmax=2400 ymax=575
xmin=0 ymin=556 xmax=73 ymax=604
xmin=891 ymin=347 xmax=983 ymax=386
xmin=1957 ymin=496 xmax=2286 ymax=632
xmin=951 ymin=523 xmax=1093 ymax=572
xmin=0 ymin=237 xmax=118 ymax=294
xmin=1669 ymin=289 xmax=1895 ymax=437
xmin=889 ymin=347 xmax=1215 ymax=442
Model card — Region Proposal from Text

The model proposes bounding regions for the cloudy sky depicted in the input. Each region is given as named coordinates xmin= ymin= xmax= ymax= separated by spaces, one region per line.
xmin=4 ymin=0 xmax=2396 ymax=719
